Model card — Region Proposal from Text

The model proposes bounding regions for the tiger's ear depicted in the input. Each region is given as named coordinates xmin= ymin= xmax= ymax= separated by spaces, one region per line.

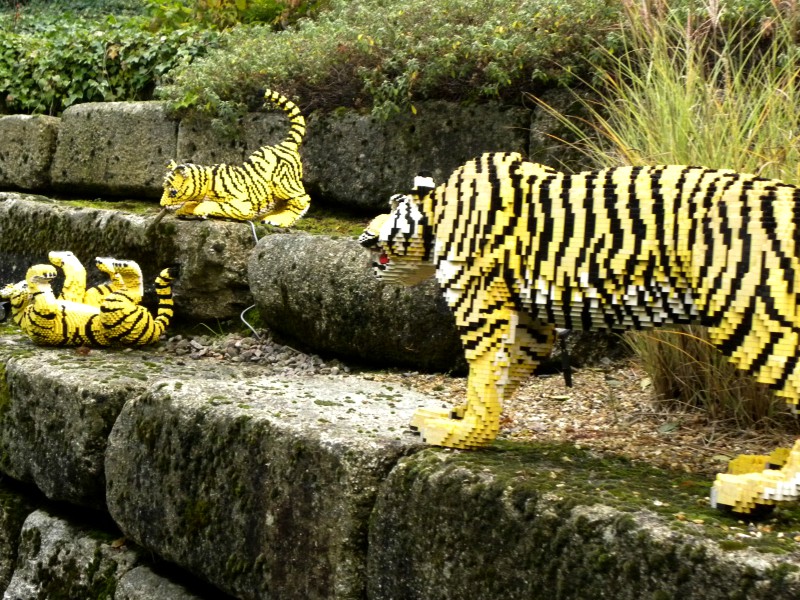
xmin=166 ymin=160 xmax=178 ymax=170
xmin=388 ymin=193 xmax=406 ymax=211
xmin=411 ymin=172 xmax=435 ymax=199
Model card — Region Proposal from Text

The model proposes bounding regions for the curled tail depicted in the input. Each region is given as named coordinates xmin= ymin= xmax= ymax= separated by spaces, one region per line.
xmin=264 ymin=89 xmax=305 ymax=148
xmin=152 ymin=266 xmax=176 ymax=334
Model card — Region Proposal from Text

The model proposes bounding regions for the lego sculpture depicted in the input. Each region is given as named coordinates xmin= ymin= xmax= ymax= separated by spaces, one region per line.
xmin=360 ymin=151 xmax=800 ymax=456
xmin=2 ymin=253 xmax=176 ymax=347
xmin=159 ymin=89 xmax=310 ymax=227
xmin=711 ymin=442 xmax=800 ymax=514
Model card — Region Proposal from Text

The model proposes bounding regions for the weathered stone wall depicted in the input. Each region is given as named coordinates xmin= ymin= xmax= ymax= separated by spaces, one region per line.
xmin=0 ymin=97 xmax=589 ymax=211
xmin=0 ymin=194 xmax=255 ymax=322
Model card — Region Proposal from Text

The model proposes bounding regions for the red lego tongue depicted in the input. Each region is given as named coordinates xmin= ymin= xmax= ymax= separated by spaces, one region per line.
xmin=379 ymin=253 xmax=390 ymax=265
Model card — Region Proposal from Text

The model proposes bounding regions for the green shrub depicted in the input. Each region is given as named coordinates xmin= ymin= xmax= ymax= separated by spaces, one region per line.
xmin=144 ymin=0 xmax=325 ymax=30
xmin=156 ymin=0 xmax=623 ymax=120
xmin=536 ymin=0 xmax=800 ymax=426
xmin=0 ymin=13 xmax=219 ymax=114
xmin=626 ymin=328 xmax=793 ymax=429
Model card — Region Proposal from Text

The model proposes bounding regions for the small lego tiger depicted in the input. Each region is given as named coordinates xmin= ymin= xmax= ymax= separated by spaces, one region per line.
xmin=160 ymin=89 xmax=309 ymax=227
xmin=18 ymin=261 xmax=176 ymax=347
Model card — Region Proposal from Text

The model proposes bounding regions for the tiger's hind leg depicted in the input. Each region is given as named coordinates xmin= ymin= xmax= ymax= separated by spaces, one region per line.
xmin=411 ymin=310 xmax=555 ymax=449
xmin=706 ymin=292 xmax=800 ymax=407
xmin=261 ymin=193 xmax=311 ymax=228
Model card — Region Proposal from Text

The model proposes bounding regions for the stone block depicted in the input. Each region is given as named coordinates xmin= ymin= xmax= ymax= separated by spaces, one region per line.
xmin=0 ymin=480 xmax=36 ymax=591
xmin=300 ymin=102 xmax=530 ymax=211
xmin=368 ymin=448 xmax=800 ymax=600
xmin=248 ymin=232 xmax=465 ymax=372
xmin=0 ymin=115 xmax=60 ymax=191
xmin=0 ymin=350 xmax=152 ymax=509
xmin=4 ymin=510 xmax=140 ymax=600
xmin=50 ymin=102 xmax=177 ymax=198
xmin=114 ymin=566 xmax=210 ymax=600
xmin=176 ymin=117 xmax=246 ymax=167
xmin=105 ymin=375 xmax=426 ymax=599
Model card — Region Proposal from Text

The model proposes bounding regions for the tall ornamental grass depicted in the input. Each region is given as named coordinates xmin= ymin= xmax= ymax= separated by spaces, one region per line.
xmin=537 ymin=0 xmax=800 ymax=427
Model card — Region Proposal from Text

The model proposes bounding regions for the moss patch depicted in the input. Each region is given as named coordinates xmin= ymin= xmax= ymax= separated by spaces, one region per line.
xmin=57 ymin=198 xmax=160 ymax=216
xmin=257 ymin=205 xmax=371 ymax=239
xmin=424 ymin=440 xmax=800 ymax=555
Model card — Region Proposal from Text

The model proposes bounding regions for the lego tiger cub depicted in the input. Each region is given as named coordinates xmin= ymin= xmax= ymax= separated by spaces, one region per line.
xmin=160 ymin=89 xmax=309 ymax=227
xmin=361 ymin=151 xmax=800 ymax=449
xmin=18 ymin=262 xmax=176 ymax=347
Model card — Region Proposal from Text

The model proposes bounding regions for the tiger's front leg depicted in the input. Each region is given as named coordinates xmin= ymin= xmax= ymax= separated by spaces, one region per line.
xmin=173 ymin=200 xmax=202 ymax=217
xmin=189 ymin=199 xmax=233 ymax=219
xmin=411 ymin=310 xmax=555 ymax=449
xmin=261 ymin=194 xmax=312 ymax=227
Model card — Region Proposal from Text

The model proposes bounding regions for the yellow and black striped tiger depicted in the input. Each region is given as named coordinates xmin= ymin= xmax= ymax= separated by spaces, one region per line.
xmin=19 ymin=262 xmax=177 ymax=347
xmin=20 ymin=264 xmax=100 ymax=346
xmin=360 ymin=151 xmax=800 ymax=449
xmin=160 ymin=89 xmax=309 ymax=227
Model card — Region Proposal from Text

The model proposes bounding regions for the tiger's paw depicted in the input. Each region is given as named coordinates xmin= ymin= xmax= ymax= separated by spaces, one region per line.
xmin=410 ymin=411 xmax=496 ymax=449
xmin=710 ymin=472 xmax=776 ymax=516
xmin=261 ymin=212 xmax=299 ymax=228
xmin=409 ymin=405 xmax=466 ymax=432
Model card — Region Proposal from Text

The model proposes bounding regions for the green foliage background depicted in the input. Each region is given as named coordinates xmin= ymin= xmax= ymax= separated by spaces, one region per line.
xmin=157 ymin=0 xmax=624 ymax=120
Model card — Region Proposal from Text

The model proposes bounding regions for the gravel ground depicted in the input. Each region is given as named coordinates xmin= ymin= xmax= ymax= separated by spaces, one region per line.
xmin=158 ymin=329 xmax=800 ymax=478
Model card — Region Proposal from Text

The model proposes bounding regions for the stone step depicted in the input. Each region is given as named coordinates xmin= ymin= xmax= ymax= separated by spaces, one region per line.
xmin=0 ymin=100 xmax=537 ymax=211
xmin=1 ymin=329 xmax=798 ymax=599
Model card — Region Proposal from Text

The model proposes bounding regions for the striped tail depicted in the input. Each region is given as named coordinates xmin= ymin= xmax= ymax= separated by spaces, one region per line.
xmin=152 ymin=266 xmax=176 ymax=334
xmin=264 ymin=89 xmax=306 ymax=148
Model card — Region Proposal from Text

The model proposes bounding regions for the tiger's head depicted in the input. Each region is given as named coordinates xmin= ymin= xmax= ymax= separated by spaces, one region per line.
xmin=160 ymin=160 xmax=208 ymax=209
xmin=110 ymin=259 xmax=144 ymax=300
xmin=25 ymin=264 xmax=58 ymax=293
xmin=48 ymin=250 xmax=80 ymax=269
xmin=0 ymin=280 xmax=29 ymax=324
xmin=94 ymin=257 xmax=118 ymax=278
xmin=359 ymin=176 xmax=437 ymax=286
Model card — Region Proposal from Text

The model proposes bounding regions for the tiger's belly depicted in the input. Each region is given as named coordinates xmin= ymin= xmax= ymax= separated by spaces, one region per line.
xmin=514 ymin=276 xmax=701 ymax=331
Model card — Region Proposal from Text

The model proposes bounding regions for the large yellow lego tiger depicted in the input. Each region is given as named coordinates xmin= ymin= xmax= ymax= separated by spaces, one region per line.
xmin=160 ymin=89 xmax=309 ymax=227
xmin=360 ymin=151 xmax=800 ymax=452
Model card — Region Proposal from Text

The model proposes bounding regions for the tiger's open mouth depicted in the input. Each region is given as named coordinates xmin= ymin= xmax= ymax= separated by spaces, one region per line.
xmin=372 ymin=252 xmax=390 ymax=271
